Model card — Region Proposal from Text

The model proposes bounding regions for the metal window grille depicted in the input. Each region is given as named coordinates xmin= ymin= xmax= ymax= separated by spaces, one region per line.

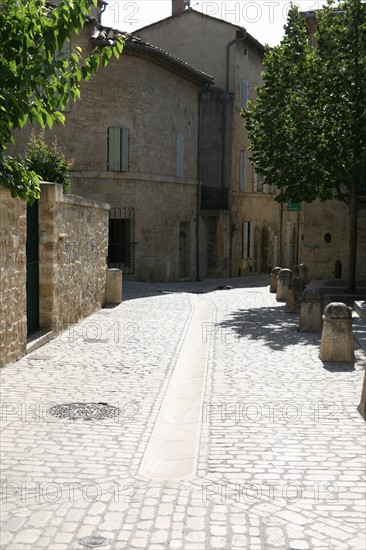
xmin=108 ymin=207 xmax=135 ymax=275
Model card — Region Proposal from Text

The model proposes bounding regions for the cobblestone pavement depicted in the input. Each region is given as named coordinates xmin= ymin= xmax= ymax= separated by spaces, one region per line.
xmin=1 ymin=275 xmax=365 ymax=550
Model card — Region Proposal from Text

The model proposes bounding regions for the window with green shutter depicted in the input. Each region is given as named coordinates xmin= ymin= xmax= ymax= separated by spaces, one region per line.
xmin=108 ymin=127 xmax=129 ymax=172
xmin=242 ymin=80 xmax=249 ymax=109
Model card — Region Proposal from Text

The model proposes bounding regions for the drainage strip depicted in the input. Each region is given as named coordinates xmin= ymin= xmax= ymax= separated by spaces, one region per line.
xmin=139 ymin=293 xmax=213 ymax=481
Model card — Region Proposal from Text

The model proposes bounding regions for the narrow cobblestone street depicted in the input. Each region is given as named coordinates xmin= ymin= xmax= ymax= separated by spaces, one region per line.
xmin=1 ymin=275 xmax=365 ymax=550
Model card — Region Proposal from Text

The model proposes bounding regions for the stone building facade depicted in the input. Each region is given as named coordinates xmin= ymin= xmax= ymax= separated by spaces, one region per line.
xmin=298 ymin=193 xmax=366 ymax=281
xmin=137 ymin=3 xmax=299 ymax=278
xmin=9 ymin=18 xmax=213 ymax=282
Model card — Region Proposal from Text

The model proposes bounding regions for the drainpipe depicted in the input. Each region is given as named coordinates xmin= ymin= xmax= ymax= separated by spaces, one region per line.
xmin=98 ymin=0 xmax=108 ymax=24
xmin=279 ymin=189 xmax=284 ymax=266
xmin=296 ymin=209 xmax=300 ymax=265
xmin=224 ymin=30 xmax=247 ymax=277
xmin=196 ymin=91 xmax=203 ymax=281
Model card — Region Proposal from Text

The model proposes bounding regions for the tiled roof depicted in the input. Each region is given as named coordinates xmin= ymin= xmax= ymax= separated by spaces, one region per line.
xmin=42 ymin=4 xmax=213 ymax=85
xmin=90 ymin=26 xmax=214 ymax=84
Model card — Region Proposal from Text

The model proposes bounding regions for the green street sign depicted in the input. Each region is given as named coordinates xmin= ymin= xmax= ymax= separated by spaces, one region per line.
xmin=287 ymin=202 xmax=302 ymax=211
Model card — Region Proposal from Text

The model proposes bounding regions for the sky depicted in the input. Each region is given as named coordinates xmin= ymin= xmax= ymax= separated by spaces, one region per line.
xmin=101 ymin=0 xmax=328 ymax=47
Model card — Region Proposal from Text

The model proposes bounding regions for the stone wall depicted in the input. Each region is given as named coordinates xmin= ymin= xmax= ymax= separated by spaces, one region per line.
xmin=0 ymin=186 xmax=27 ymax=367
xmin=38 ymin=183 xmax=110 ymax=333
xmin=299 ymin=199 xmax=366 ymax=280
xmin=0 ymin=182 xmax=110 ymax=367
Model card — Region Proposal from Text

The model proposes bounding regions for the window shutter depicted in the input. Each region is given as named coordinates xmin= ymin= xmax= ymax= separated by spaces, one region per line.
xmin=253 ymin=168 xmax=258 ymax=192
xmin=176 ymin=132 xmax=185 ymax=177
xmin=242 ymin=80 xmax=249 ymax=109
xmin=249 ymin=222 xmax=253 ymax=258
xmin=262 ymin=175 xmax=267 ymax=193
xmin=108 ymin=128 xmax=121 ymax=171
xmin=240 ymin=150 xmax=246 ymax=192
xmin=121 ymin=127 xmax=129 ymax=172
xmin=55 ymin=41 xmax=71 ymax=111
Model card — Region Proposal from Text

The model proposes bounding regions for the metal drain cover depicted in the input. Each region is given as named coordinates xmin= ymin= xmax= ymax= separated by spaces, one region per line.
xmin=49 ymin=403 xmax=119 ymax=421
xmin=80 ymin=535 xmax=109 ymax=548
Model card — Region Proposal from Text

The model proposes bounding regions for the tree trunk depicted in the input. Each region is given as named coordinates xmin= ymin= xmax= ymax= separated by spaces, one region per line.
xmin=347 ymin=180 xmax=358 ymax=293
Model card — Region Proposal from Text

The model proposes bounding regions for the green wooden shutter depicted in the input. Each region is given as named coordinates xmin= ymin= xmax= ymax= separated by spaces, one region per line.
xmin=121 ymin=127 xmax=129 ymax=172
xmin=108 ymin=127 xmax=121 ymax=171
xmin=253 ymin=167 xmax=258 ymax=192
xmin=240 ymin=150 xmax=246 ymax=192
xmin=242 ymin=80 xmax=249 ymax=108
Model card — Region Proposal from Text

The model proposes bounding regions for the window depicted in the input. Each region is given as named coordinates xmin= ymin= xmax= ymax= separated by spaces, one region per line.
xmin=108 ymin=127 xmax=129 ymax=172
xmin=239 ymin=150 xmax=246 ymax=192
xmin=54 ymin=41 xmax=71 ymax=112
xmin=108 ymin=207 xmax=135 ymax=275
xmin=253 ymin=168 xmax=258 ymax=192
xmin=176 ymin=132 xmax=185 ymax=177
xmin=262 ymin=175 xmax=267 ymax=193
xmin=242 ymin=221 xmax=252 ymax=259
xmin=241 ymin=80 xmax=249 ymax=109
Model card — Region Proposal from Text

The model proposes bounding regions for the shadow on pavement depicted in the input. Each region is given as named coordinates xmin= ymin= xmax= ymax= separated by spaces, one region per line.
xmin=322 ymin=362 xmax=356 ymax=373
xmin=217 ymin=305 xmax=321 ymax=351
xmin=122 ymin=275 xmax=270 ymax=302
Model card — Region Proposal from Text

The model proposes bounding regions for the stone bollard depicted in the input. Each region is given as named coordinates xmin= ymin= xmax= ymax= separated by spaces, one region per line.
xmin=285 ymin=277 xmax=305 ymax=313
xmin=276 ymin=269 xmax=292 ymax=302
xmin=299 ymin=287 xmax=323 ymax=332
xmin=358 ymin=370 xmax=366 ymax=420
xmin=319 ymin=302 xmax=355 ymax=362
xmin=299 ymin=263 xmax=310 ymax=285
xmin=106 ymin=268 xmax=122 ymax=304
xmin=270 ymin=267 xmax=282 ymax=293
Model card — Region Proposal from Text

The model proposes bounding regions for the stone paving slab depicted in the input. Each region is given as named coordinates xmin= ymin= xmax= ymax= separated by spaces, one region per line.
xmin=0 ymin=275 xmax=365 ymax=550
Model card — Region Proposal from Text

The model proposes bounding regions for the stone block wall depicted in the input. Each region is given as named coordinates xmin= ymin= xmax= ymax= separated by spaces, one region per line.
xmin=299 ymin=199 xmax=366 ymax=280
xmin=0 ymin=186 xmax=27 ymax=367
xmin=38 ymin=183 xmax=110 ymax=333
xmin=0 ymin=182 xmax=110 ymax=367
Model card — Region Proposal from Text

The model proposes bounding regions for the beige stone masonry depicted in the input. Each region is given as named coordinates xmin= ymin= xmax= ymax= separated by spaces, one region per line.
xmin=319 ymin=302 xmax=355 ymax=363
xmin=106 ymin=268 xmax=122 ymax=304
xmin=299 ymin=286 xmax=323 ymax=333
xmin=270 ymin=267 xmax=281 ymax=293
xmin=285 ymin=277 xmax=305 ymax=314
xmin=276 ymin=268 xmax=292 ymax=302
xmin=38 ymin=182 xmax=110 ymax=334
xmin=0 ymin=186 xmax=27 ymax=367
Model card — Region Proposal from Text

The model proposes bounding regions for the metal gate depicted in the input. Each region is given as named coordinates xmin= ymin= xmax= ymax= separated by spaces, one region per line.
xmin=26 ymin=201 xmax=40 ymax=336
xmin=108 ymin=207 xmax=135 ymax=275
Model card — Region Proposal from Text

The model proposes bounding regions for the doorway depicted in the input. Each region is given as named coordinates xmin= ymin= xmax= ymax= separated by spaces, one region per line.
xmin=179 ymin=222 xmax=190 ymax=279
xmin=26 ymin=202 xmax=40 ymax=336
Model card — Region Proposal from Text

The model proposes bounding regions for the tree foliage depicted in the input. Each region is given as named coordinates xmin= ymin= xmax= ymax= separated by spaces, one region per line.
xmin=26 ymin=130 xmax=73 ymax=194
xmin=244 ymin=0 xmax=366 ymax=291
xmin=0 ymin=0 xmax=124 ymax=203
